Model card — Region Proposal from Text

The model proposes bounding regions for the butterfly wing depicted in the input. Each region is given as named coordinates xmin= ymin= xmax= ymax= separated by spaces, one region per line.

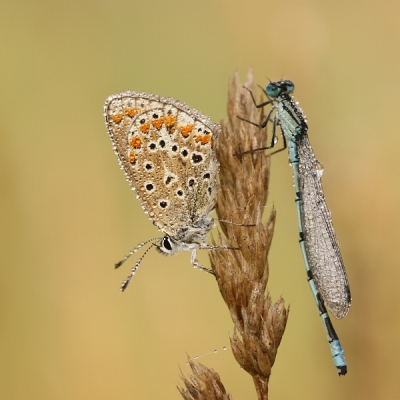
xmin=104 ymin=91 xmax=219 ymax=237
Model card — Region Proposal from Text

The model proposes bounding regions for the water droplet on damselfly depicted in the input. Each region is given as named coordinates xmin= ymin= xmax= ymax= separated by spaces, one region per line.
xmin=316 ymin=160 xmax=324 ymax=177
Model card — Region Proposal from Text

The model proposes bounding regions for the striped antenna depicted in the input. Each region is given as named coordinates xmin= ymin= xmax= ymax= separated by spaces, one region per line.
xmin=114 ymin=237 xmax=162 ymax=269
xmin=120 ymin=242 xmax=158 ymax=292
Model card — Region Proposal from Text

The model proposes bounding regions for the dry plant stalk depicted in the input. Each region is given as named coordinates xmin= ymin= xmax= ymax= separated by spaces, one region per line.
xmin=178 ymin=71 xmax=289 ymax=400
xmin=178 ymin=360 xmax=232 ymax=400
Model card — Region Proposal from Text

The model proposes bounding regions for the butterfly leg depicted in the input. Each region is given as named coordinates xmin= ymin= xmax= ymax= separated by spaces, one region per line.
xmin=190 ymin=249 xmax=216 ymax=275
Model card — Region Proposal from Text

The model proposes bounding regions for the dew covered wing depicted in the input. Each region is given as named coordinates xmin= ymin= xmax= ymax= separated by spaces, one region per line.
xmin=297 ymin=134 xmax=351 ymax=319
xmin=104 ymin=91 xmax=220 ymax=237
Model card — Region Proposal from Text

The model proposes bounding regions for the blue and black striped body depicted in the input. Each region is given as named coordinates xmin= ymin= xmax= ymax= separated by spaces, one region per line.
xmin=246 ymin=80 xmax=351 ymax=375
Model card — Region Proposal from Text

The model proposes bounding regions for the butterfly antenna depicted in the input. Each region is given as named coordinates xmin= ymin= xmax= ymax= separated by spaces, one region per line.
xmin=114 ymin=237 xmax=161 ymax=269
xmin=120 ymin=242 xmax=157 ymax=292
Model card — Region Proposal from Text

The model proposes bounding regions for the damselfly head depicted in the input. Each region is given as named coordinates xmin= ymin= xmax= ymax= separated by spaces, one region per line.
xmin=266 ymin=80 xmax=295 ymax=98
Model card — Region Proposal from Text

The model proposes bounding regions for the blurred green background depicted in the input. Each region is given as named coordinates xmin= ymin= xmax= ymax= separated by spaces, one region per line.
xmin=0 ymin=0 xmax=398 ymax=398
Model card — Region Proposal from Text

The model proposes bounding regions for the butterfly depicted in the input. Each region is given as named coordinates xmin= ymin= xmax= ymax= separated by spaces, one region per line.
xmin=104 ymin=91 xmax=220 ymax=290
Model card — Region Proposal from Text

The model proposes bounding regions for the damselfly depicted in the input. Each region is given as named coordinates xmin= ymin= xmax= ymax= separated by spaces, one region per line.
xmin=241 ymin=80 xmax=351 ymax=376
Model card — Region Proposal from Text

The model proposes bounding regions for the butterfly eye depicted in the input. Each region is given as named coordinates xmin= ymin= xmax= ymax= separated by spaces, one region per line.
xmin=162 ymin=237 xmax=172 ymax=251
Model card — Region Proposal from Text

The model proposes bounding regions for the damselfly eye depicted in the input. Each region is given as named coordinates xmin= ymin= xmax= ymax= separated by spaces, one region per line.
xmin=283 ymin=80 xmax=295 ymax=94
xmin=266 ymin=83 xmax=280 ymax=98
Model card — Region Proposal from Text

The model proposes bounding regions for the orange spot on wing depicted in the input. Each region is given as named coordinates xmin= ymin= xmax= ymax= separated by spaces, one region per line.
xmin=151 ymin=117 xmax=164 ymax=130
xmin=139 ymin=122 xmax=150 ymax=134
xmin=112 ymin=113 xmax=123 ymax=124
xmin=129 ymin=152 xmax=136 ymax=164
xmin=165 ymin=115 xmax=176 ymax=130
xmin=179 ymin=124 xmax=194 ymax=137
xmin=201 ymin=134 xmax=211 ymax=145
xmin=194 ymin=133 xmax=211 ymax=145
xmin=130 ymin=135 xmax=142 ymax=148
xmin=125 ymin=108 xmax=137 ymax=117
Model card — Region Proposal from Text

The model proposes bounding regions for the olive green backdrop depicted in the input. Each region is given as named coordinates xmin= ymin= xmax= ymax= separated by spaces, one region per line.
xmin=0 ymin=1 xmax=398 ymax=399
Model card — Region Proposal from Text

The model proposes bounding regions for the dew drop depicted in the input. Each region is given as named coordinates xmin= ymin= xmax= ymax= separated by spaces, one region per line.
xmin=316 ymin=160 xmax=324 ymax=177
